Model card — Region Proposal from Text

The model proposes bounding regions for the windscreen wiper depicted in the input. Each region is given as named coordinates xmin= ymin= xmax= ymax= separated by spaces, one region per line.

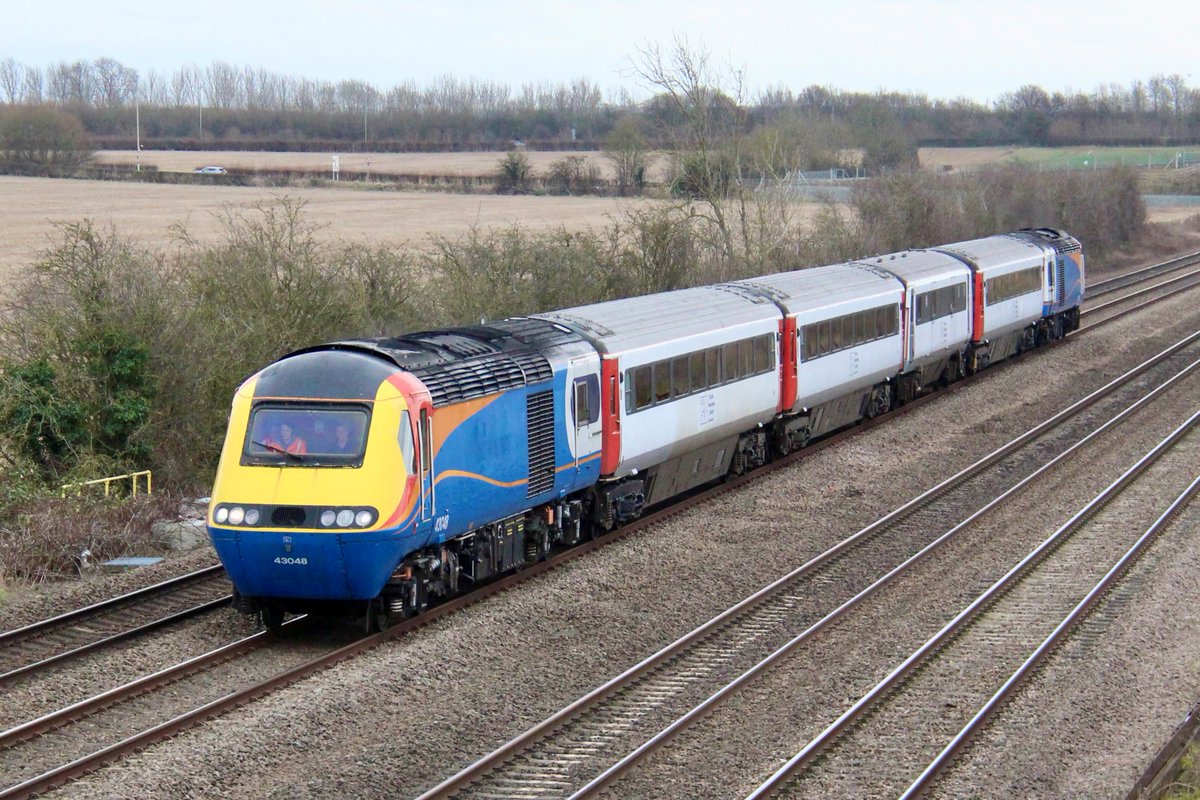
xmin=251 ymin=440 xmax=304 ymax=462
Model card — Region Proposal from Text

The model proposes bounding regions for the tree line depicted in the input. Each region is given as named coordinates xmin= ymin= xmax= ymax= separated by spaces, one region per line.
xmin=0 ymin=55 xmax=1197 ymax=151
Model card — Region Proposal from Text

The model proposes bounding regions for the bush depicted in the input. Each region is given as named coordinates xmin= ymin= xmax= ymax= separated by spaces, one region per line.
xmin=0 ymin=105 xmax=92 ymax=172
xmin=0 ymin=492 xmax=179 ymax=583
xmin=546 ymin=155 xmax=601 ymax=195
xmin=851 ymin=164 xmax=1146 ymax=258
xmin=494 ymin=151 xmax=533 ymax=194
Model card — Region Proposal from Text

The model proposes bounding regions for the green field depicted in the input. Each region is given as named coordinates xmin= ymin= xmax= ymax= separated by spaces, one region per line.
xmin=1006 ymin=146 xmax=1199 ymax=170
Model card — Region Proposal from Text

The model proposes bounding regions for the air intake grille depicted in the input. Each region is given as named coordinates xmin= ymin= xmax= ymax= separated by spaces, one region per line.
xmin=271 ymin=507 xmax=307 ymax=527
xmin=411 ymin=352 xmax=553 ymax=406
xmin=526 ymin=390 xmax=556 ymax=497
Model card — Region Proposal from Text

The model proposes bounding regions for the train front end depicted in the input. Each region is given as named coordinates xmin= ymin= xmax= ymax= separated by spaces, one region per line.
xmin=207 ymin=348 xmax=429 ymax=623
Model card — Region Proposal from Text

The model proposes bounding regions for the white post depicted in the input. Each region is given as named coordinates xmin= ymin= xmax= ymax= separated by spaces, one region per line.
xmin=135 ymin=93 xmax=141 ymax=172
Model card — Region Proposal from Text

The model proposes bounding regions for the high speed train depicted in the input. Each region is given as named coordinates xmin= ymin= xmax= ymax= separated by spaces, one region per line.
xmin=206 ymin=227 xmax=1084 ymax=629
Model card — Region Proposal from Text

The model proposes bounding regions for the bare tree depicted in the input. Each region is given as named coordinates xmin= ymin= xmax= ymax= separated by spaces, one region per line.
xmin=22 ymin=65 xmax=43 ymax=103
xmin=631 ymin=36 xmax=748 ymax=261
xmin=1165 ymin=73 xmax=1189 ymax=116
xmin=93 ymin=57 xmax=136 ymax=106
xmin=206 ymin=61 xmax=240 ymax=109
xmin=0 ymin=57 xmax=24 ymax=103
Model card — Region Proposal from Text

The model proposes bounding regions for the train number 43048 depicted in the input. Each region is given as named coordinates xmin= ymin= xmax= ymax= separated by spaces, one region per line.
xmin=274 ymin=556 xmax=309 ymax=565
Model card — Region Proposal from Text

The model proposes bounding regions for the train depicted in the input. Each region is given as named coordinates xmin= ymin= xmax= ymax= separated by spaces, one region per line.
xmin=206 ymin=227 xmax=1085 ymax=630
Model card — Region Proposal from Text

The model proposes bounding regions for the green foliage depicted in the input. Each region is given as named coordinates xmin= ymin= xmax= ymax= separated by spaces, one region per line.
xmin=0 ymin=105 xmax=92 ymax=172
xmin=494 ymin=151 xmax=533 ymax=194
xmin=0 ymin=360 xmax=87 ymax=478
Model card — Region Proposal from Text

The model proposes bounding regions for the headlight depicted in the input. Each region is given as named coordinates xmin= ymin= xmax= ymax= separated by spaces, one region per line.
xmin=354 ymin=509 xmax=374 ymax=528
xmin=214 ymin=507 xmax=229 ymax=524
xmin=244 ymin=508 xmax=260 ymax=526
xmin=228 ymin=507 xmax=245 ymax=525
xmin=336 ymin=509 xmax=355 ymax=527
xmin=320 ymin=509 xmax=336 ymax=527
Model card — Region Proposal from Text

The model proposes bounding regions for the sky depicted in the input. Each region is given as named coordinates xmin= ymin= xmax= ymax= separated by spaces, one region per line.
xmin=4 ymin=0 xmax=1197 ymax=105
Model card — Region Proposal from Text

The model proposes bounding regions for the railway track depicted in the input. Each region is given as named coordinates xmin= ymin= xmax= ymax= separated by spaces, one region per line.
xmin=0 ymin=566 xmax=230 ymax=685
xmin=3 ymin=253 xmax=1198 ymax=798
xmin=411 ymin=333 xmax=1200 ymax=799
xmin=0 ymin=615 xmax=367 ymax=800
xmin=1080 ymin=256 xmax=1200 ymax=330
xmin=749 ymin=414 xmax=1200 ymax=799
xmin=1086 ymin=250 xmax=1200 ymax=299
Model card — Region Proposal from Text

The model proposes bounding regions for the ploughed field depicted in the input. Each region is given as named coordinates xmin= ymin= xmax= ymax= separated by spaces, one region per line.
xmin=5 ymin=147 xmax=1198 ymax=288
xmin=0 ymin=174 xmax=659 ymax=286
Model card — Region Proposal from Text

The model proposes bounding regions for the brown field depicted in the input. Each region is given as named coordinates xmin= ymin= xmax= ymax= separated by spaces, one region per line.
xmin=0 ymin=175 xmax=666 ymax=285
xmin=3 ymin=150 xmax=1196 ymax=288
xmin=92 ymin=149 xmax=641 ymax=179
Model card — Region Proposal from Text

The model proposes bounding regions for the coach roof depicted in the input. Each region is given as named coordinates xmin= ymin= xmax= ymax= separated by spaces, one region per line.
xmin=854 ymin=249 xmax=972 ymax=286
xmin=726 ymin=262 xmax=902 ymax=316
xmin=533 ymin=285 xmax=779 ymax=354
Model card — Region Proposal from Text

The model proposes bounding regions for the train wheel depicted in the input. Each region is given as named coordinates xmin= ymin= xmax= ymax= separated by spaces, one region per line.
xmin=368 ymin=599 xmax=395 ymax=633
xmin=260 ymin=604 xmax=285 ymax=631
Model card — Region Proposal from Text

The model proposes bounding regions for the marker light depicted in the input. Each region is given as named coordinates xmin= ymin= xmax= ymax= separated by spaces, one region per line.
xmin=214 ymin=507 xmax=229 ymax=524
xmin=354 ymin=510 xmax=374 ymax=528
xmin=320 ymin=510 xmax=337 ymax=527
xmin=336 ymin=509 xmax=355 ymax=527
xmin=244 ymin=508 xmax=261 ymax=526
xmin=228 ymin=507 xmax=245 ymax=525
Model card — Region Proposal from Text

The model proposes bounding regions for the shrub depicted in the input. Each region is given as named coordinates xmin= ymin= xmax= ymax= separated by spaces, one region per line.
xmin=0 ymin=105 xmax=92 ymax=172
xmin=851 ymin=164 xmax=1145 ymax=258
xmin=494 ymin=151 xmax=533 ymax=194
xmin=0 ymin=492 xmax=179 ymax=583
xmin=546 ymin=155 xmax=601 ymax=195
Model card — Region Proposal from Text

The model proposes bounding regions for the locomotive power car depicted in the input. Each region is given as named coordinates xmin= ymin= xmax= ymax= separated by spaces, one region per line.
xmin=207 ymin=228 xmax=1084 ymax=629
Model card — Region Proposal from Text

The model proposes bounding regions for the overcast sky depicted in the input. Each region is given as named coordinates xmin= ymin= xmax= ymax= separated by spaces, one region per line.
xmin=4 ymin=0 xmax=1196 ymax=104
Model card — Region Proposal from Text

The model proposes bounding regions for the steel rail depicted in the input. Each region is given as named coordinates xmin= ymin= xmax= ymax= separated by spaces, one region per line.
xmin=1082 ymin=267 xmax=1200 ymax=318
xmin=0 ymin=596 xmax=232 ymax=685
xmin=900 ymin=471 xmax=1200 ymax=800
xmin=1087 ymin=251 xmax=1200 ymax=296
xmin=745 ymin=410 xmax=1200 ymax=800
xmin=0 ymin=564 xmax=225 ymax=643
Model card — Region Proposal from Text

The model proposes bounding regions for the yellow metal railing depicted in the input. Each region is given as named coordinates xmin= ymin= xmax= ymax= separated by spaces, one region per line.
xmin=61 ymin=470 xmax=153 ymax=499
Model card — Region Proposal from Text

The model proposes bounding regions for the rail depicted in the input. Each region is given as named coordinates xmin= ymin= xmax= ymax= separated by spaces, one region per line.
xmin=60 ymin=470 xmax=152 ymax=498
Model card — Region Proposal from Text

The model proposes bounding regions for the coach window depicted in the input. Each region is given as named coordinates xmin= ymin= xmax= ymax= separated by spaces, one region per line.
xmin=672 ymin=357 xmax=690 ymax=398
xmin=573 ymin=376 xmax=600 ymax=428
xmin=689 ymin=351 xmax=706 ymax=393
xmin=419 ymin=409 xmax=432 ymax=472
xmin=753 ymin=335 xmax=771 ymax=373
xmin=722 ymin=343 xmax=738 ymax=383
xmin=737 ymin=339 xmax=753 ymax=377
xmin=706 ymin=348 xmax=721 ymax=388
xmin=633 ymin=365 xmax=652 ymax=410
xmin=831 ymin=317 xmax=845 ymax=351
xmin=654 ymin=361 xmax=671 ymax=403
